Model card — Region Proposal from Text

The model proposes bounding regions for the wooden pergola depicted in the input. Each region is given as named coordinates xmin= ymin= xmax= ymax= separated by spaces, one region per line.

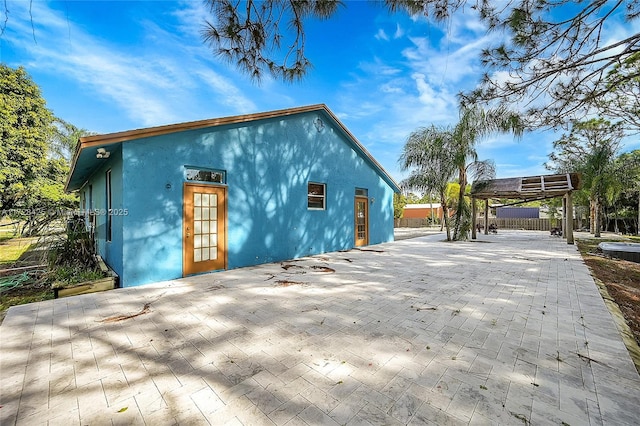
xmin=470 ymin=173 xmax=582 ymax=244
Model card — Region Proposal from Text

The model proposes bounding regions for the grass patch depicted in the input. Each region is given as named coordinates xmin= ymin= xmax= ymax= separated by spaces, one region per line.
xmin=0 ymin=271 xmax=53 ymax=323
xmin=0 ymin=287 xmax=54 ymax=317
xmin=50 ymin=266 xmax=106 ymax=289
xmin=0 ymin=221 xmax=19 ymax=242
xmin=0 ymin=237 xmax=37 ymax=266
xmin=0 ymin=226 xmax=108 ymax=323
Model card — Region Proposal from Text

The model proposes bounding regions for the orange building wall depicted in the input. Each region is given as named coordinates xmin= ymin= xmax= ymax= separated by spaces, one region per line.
xmin=403 ymin=207 xmax=444 ymax=219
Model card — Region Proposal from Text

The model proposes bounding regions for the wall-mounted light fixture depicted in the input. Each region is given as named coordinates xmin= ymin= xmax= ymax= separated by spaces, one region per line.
xmin=96 ymin=148 xmax=111 ymax=159
xmin=370 ymin=197 xmax=375 ymax=204
xmin=314 ymin=117 xmax=325 ymax=133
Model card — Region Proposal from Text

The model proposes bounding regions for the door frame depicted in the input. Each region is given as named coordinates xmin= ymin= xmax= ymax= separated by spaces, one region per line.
xmin=354 ymin=196 xmax=369 ymax=247
xmin=183 ymin=183 xmax=228 ymax=276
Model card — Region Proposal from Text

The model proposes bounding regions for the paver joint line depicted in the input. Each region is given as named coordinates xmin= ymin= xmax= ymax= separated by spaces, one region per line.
xmin=1 ymin=231 xmax=639 ymax=425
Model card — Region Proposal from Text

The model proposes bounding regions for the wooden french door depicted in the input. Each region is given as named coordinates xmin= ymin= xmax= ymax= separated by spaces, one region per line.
xmin=183 ymin=184 xmax=226 ymax=276
xmin=355 ymin=196 xmax=369 ymax=247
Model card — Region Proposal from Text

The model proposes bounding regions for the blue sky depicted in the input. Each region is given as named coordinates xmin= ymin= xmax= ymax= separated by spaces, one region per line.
xmin=1 ymin=1 xmax=637 ymax=183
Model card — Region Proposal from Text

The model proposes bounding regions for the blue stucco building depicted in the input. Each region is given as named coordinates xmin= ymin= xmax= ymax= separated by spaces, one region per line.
xmin=65 ymin=105 xmax=400 ymax=287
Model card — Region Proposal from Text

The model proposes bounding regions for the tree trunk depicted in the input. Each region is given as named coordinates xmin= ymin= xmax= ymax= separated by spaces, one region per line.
xmin=440 ymin=191 xmax=451 ymax=241
xmin=453 ymin=167 xmax=467 ymax=240
xmin=594 ymin=198 xmax=601 ymax=237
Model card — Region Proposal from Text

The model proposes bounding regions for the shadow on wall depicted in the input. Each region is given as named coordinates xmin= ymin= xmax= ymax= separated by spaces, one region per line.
xmin=220 ymin=115 xmax=357 ymax=267
xmin=120 ymin=111 xmax=394 ymax=286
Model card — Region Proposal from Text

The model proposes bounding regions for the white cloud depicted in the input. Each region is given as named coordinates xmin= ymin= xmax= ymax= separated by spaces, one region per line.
xmin=394 ymin=24 xmax=404 ymax=39
xmin=194 ymin=69 xmax=256 ymax=113
xmin=375 ymin=28 xmax=389 ymax=41
xmin=380 ymin=81 xmax=404 ymax=94
xmin=411 ymin=73 xmax=456 ymax=117
xmin=375 ymin=23 xmax=404 ymax=41
xmin=3 ymin=0 xmax=255 ymax=128
xmin=358 ymin=58 xmax=402 ymax=76
xmin=172 ymin=0 xmax=211 ymax=40
xmin=402 ymin=33 xmax=496 ymax=86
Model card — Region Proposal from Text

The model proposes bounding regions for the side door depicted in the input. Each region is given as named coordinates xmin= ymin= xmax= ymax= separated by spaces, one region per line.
xmin=183 ymin=183 xmax=227 ymax=275
xmin=354 ymin=196 xmax=369 ymax=247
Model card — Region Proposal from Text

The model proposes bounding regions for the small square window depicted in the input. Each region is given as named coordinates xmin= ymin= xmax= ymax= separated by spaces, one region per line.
xmin=355 ymin=188 xmax=368 ymax=197
xmin=308 ymin=182 xmax=325 ymax=210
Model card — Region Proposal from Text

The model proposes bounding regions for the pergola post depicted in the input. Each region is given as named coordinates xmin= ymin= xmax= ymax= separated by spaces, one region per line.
xmin=566 ymin=191 xmax=574 ymax=244
xmin=484 ymin=200 xmax=489 ymax=235
xmin=471 ymin=197 xmax=477 ymax=239
xmin=562 ymin=196 xmax=567 ymax=240
xmin=469 ymin=173 xmax=581 ymax=242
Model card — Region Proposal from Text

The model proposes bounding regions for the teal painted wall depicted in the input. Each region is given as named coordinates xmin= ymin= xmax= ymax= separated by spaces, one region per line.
xmin=81 ymin=148 xmax=124 ymax=281
xmin=93 ymin=110 xmax=394 ymax=287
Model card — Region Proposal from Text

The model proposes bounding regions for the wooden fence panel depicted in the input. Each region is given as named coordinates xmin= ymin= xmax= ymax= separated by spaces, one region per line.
xmin=395 ymin=217 xmax=580 ymax=231
xmin=480 ymin=218 xmax=579 ymax=231
xmin=395 ymin=218 xmax=430 ymax=228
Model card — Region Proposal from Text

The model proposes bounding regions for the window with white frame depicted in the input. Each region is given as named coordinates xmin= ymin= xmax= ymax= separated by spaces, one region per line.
xmin=308 ymin=182 xmax=326 ymax=210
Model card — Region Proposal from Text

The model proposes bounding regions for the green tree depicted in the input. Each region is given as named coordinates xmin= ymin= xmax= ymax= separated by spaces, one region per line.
xmin=400 ymin=106 xmax=521 ymax=241
xmin=596 ymin=52 xmax=640 ymax=132
xmin=449 ymin=106 xmax=523 ymax=239
xmin=547 ymin=119 xmax=623 ymax=237
xmin=545 ymin=197 xmax=563 ymax=229
xmin=202 ymin=0 xmax=343 ymax=82
xmin=400 ymin=125 xmax=456 ymax=240
xmin=18 ymin=156 xmax=77 ymax=236
xmin=1 ymin=64 xmax=54 ymax=212
xmin=393 ymin=193 xmax=407 ymax=219
xmin=201 ymin=1 xmax=638 ymax=131
xmin=459 ymin=1 xmax=640 ymax=128
xmin=0 ymin=64 xmax=79 ymax=235
xmin=51 ymin=118 xmax=93 ymax=162
xmin=614 ymin=150 xmax=640 ymax=235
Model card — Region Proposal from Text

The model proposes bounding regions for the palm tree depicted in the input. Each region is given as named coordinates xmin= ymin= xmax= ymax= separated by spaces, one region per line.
xmin=547 ymin=119 xmax=623 ymax=237
xmin=449 ymin=106 xmax=523 ymax=239
xmin=50 ymin=118 xmax=95 ymax=162
xmin=400 ymin=107 xmax=523 ymax=241
xmin=399 ymin=127 xmax=502 ymax=241
xmin=615 ymin=150 xmax=640 ymax=235
xmin=400 ymin=125 xmax=456 ymax=240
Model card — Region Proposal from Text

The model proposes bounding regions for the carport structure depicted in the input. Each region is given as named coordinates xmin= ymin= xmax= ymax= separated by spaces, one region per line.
xmin=470 ymin=173 xmax=582 ymax=244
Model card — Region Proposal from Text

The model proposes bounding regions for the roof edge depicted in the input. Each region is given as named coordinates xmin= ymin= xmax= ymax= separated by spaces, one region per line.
xmin=78 ymin=104 xmax=328 ymax=147
xmin=66 ymin=104 xmax=401 ymax=194
xmin=65 ymin=104 xmax=327 ymax=192
xmin=321 ymin=108 xmax=401 ymax=193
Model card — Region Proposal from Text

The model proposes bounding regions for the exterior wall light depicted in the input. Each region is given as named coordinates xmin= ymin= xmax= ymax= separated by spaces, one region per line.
xmin=96 ymin=148 xmax=111 ymax=159
xmin=314 ymin=117 xmax=324 ymax=132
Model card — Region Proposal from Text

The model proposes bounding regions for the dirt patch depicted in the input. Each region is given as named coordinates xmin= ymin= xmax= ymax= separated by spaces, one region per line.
xmin=282 ymin=263 xmax=335 ymax=273
xmin=577 ymin=237 xmax=640 ymax=368
xmin=310 ymin=265 xmax=335 ymax=273
xmin=281 ymin=264 xmax=305 ymax=271
xmin=98 ymin=303 xmax=151 ymax=323
xmin=275 ymin=280 xmax=306 ymax=287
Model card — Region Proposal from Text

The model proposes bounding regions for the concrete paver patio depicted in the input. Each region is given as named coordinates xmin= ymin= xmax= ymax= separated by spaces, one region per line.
xmin=2 ymin=230 xmax=640 ymax=425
